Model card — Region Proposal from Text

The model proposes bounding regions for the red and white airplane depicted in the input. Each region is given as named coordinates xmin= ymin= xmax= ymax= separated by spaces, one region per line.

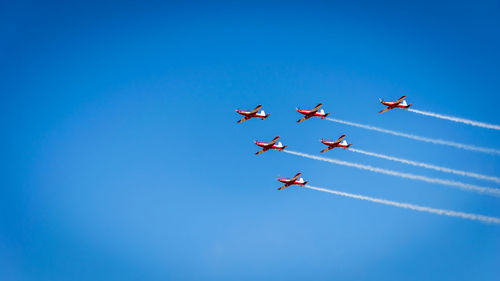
xmin=254 ymin=136 xmax=287 ymax=155
xmin=320 ymin=134 xmax=352 ymax=153
xmin=277 ymin=172 xmax=308 ymax=190
xmin=296 ymin=103 xmax=330 ymax=123
xmin=379 ymin=95 xmax=412 ymax=113
xmin=236 ymin=104 xmax=270 ymax=123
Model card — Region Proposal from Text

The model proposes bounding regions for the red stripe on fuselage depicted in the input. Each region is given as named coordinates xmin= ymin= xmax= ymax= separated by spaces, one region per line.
xmin=255 ymin=142 xmax=283 ymax=150
xmin=277 ymin=179 xmax=306 ymax=185
xmin=380 ymin=101 xmax=409 ymax=108
xmin=237 ymin=110 xmax=266 ymax=117
xmin=320 ymin=140 xmax=349 ymax=148
xmin=297 ymin=109 xmax=327 ymax=117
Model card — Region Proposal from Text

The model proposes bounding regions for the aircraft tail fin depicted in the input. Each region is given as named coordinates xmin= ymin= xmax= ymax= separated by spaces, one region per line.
xmin=323 ymin=112 xmax=330 ymax=118
xmin=281 ymin=145 xmax=288 ymax=150
xmin=303 ymin=181 xmax=309 ymax=185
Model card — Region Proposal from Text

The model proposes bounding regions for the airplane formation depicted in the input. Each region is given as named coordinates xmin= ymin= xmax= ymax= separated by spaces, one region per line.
xmin=236 ymin=96 xmax=411 ymax=190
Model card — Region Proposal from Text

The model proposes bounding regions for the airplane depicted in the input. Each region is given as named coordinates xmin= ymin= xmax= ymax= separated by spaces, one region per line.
xmin=320 ymin=134 xmax=352 ymax=153
xmin=254 ymin=136 xmax=287 ymax=155
xmin=277 ymin=172 xmax=308 ymax=190
xmin=236 ymin=104 xmax=270 ymax=123
xmin=379 ymin=95 xmax=412 ymax=113
xmin=296 ymin=103 xmax=330 ymax=123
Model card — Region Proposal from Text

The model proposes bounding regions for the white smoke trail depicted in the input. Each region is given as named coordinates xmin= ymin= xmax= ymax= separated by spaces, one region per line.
xmin=304 ymin=185 xmax=500 ymax=224
xmin=326 ymin=118 xmax=500 ymax=156
xmin=408 ymin=108 xmax=500 ymax=130
xmin=349 ymin=148 xmax=500 ymax=184
xmin=283 ymin=150 xmax=500 ymax=197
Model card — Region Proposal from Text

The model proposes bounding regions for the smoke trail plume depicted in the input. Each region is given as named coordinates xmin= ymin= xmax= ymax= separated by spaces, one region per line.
xmin=305 ymin=185 xmax=500 ymax=224
xmin=326 ymin=118 xmax=500 ymax=156
xmin=349 ymin=148 xmax=500 ymax=184
xmin=283 ymin=150 xmax=500 ymax=197
xmin=408 ymin=109 xmax=500 ymax=130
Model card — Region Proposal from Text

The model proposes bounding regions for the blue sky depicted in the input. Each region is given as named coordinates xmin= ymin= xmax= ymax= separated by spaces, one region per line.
xmin=2 ymin=1 xmax=500 ymax=280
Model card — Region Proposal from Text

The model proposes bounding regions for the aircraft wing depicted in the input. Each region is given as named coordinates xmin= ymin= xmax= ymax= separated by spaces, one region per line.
xmin=255 ymin=147 xmax=269 ymax=155
xmin=311 ymin=103 xmax=323 ymax=113
xmin=290 ymin=172 xmax=302 ymax=182
xmin=277 ymin=182 xmax=293 ymax=191
xmin=394 ymin=95 xmax=406 ymax=104
xmin=378 ymin=107 xmax=393 ymax=113
xmin=297 ymin=115 xmax=311 ymax=123
xmin=237 ymin=116 xmax=252 ymax=123
xmin=333 ymin=134 xmax=346 ymax=144
xmin=268 ymin=136 xmax=280 ymax=146
xmin=249 ymin=104 xmax=263 ymax=114
xmin=320 ymin=146 xmax=334 ymax=153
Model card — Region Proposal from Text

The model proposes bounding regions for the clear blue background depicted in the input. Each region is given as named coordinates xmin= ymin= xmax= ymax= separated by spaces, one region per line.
xmin=2 ymin=1 xmax=500 ymax=280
